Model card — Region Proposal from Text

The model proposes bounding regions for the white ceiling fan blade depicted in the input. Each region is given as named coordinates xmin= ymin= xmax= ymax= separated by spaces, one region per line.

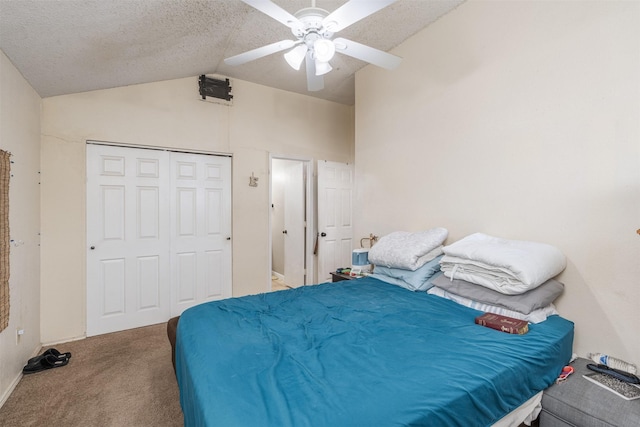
xmin=322 ymin=0 xmax=398 ymax=33
xmin=305 ymin=54 xmax=324 ymax=91
xmin=225 ymin=40 xmax=296 ymax=66
xmin=333 ymin=37 xmax=402 ymax=70
xmin=241 ymin=0 xmax=302 ymax=29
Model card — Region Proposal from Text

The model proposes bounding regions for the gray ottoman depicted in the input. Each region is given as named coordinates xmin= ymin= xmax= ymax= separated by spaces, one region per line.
xmin=540 ymin=357 xmax=640 ymax=426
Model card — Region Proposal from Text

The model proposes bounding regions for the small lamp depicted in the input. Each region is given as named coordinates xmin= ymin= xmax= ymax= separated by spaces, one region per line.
xmin=313 ymin=39 xmax=335 ymax=62
xmin=315 ymin=60 xmax=333 ymax=76
xmin=284 ymin=45 xmax=308 ymax=70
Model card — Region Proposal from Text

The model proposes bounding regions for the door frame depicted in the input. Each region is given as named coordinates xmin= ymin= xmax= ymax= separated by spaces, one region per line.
xmin=268 ymin=154 xmax=315 ymax=290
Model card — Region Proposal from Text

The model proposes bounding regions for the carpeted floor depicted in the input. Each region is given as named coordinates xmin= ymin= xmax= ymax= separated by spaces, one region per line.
xmin=271 ymin=275 xmax=292 ymax=291
xmin=0 ymin=323 xmax=183 ymax=426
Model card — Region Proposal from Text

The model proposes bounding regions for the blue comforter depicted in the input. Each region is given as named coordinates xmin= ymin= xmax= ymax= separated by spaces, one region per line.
xmin=176 ymin=277 xmax=573 ymax=427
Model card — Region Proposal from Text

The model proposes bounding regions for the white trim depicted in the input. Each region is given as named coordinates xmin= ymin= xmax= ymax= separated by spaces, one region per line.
xmin=0 ymin=371 xmax=22 ymax=408
xmin=40 ymin=334 xmax=87 ymax=347
xmin=271 ymin=271 xmax=284 ymax=281
xmin=0 ymin=345 xmax=42 ymax=408
xmin=86 ymin=140 xmax=232 ymax=157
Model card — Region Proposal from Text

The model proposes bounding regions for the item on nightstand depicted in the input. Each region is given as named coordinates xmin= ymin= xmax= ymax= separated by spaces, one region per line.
xmin=351 ymin=248 xmax=372 ymax=275
xmin=586 ymin=352 xmax=637 ymax=374
xmin=556 ymin=366 xmax=574 ymax=384
xmin=586 ymin=364 xmax=640 ymax=384
xmin=582 ymin=372 xmax=640 ymax=400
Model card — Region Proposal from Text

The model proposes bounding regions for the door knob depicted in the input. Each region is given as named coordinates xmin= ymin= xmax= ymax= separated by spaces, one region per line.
xmin=282 ymin=230 xmax=288 ymax=234
xmin=320 ymin=232 xmax=327 ymax=237
xmin=226 ymin=237 xmax=231 ymax=240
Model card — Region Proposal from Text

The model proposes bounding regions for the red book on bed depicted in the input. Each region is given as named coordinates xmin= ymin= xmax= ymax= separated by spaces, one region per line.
xmin=475 ymin=313 xmax=529 ymax=335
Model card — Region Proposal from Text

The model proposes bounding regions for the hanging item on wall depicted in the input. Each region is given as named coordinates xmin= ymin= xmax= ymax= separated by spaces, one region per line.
xmin=249 ymin=172 xmax=259 ymax=187
xmin=0 ymin=149 xmax=11 ymax=332
xmin=198 ymin=75 xmax=233 ymax=101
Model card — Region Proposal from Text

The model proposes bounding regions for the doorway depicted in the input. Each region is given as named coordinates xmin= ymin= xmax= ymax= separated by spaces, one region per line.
xmin=269 ymin=156 xmax=314 ymax=290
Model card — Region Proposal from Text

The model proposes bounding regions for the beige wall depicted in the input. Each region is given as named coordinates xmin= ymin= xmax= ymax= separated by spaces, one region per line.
xmin=40 ymin=76 xmax=353 ymax=344
xmin=355 ymin=1 xmax=639 ymax=365
xmin=0 ymin=51 xmax=42 ymax=404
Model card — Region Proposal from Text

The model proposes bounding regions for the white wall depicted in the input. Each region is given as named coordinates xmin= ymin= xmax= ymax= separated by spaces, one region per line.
xmin=40 ymin=76 xmax=354 ymax=344
xmin=355 ymin=1 xmax=639 ymax=365
xmin=0 ymin=50 xmax=42 ymax=405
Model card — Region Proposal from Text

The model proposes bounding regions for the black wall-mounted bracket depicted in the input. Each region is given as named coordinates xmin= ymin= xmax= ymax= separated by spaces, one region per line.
xmin=198 ymin=75 xmax=233 ymax=101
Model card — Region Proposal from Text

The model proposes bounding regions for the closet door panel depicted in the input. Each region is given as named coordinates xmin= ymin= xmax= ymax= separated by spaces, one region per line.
xmin=170 ymin=152 xmax=231 ymax=317
xmin=87 ymin=144 xmax=170 ymax=336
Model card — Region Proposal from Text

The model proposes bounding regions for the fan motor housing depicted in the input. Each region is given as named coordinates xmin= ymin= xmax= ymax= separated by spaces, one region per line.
xmin=292 ymin=7 xmax=333 ymax=40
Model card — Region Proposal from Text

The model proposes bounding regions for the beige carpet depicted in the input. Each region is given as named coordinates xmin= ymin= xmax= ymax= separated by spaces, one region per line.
xmin=271 ymin=275 xmax=292 ymax=292
xmin=0 ymin=323 xmax=183 ymax=426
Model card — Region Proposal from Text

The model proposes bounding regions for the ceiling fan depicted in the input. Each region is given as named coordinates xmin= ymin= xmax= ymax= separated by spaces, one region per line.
xmin=224 ymin=0 xmax=402 ymax=91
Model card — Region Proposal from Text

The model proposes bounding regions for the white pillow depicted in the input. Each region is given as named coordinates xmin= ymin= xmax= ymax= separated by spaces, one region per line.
xmin=441 ymin=233 xmax=566 ymax=294
xmin=368 ymin=228 xmax=448 ymax=271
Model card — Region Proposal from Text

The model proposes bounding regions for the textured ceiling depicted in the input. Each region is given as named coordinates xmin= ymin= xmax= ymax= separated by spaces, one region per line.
xmin=0 ymin=0 xmax=463 ymax=105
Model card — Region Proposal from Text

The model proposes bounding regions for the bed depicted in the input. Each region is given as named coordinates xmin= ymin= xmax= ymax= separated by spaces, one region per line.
xmin=175 ymin=277 xmax=573 ymax=426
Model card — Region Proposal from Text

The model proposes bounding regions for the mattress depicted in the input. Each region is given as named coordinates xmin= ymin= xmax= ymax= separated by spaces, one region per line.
xmin=176 ymin=277 xmax=574 ymax=427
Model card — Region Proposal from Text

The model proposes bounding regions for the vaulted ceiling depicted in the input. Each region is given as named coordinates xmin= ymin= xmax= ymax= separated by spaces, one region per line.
xmin=0 ymin=0 xmax=463 ymax=105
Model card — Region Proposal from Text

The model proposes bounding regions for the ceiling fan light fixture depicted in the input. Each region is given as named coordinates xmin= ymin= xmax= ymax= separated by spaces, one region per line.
xmin=313 ymin=39 xmax=335 ymax=62
xmin=315 ymin=59 xmax=332 ymax=76
xmin=225 ymin=0 xmax=402 ymax=92
xmin=284 ymin=45 xmax=308 ymax=70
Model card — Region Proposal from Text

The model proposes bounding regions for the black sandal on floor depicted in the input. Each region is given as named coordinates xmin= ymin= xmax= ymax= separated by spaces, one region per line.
xmin=23 ymin=353 xmax=70 ymax=374
xmin=27 ymin=348 xmax=72 ymax=365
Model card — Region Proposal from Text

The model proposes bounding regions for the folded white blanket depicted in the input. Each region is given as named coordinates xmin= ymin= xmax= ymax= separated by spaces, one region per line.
xmin=368 ymin=228 xmax=448 ymax=271
xmin=440 ymin=233 xmax=566 ymax=295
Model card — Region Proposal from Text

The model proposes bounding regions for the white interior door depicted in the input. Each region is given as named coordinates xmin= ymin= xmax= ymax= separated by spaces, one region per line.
xmin=317 ymin=160 xmax=354 ymax=282
xmin=171 ymin=152 xmax=232 ymax=316
xmin=283 ymin=161 xmax=305 ymax=287
xmin=86 ymin=144 xmax=171 ymax=336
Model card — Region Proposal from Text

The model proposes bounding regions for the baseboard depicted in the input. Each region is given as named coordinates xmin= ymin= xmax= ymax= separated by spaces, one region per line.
xmin=0 ymin=369 xmax=22 ymax=409
xmin=0 ymin=344 xmax=42 ymax=409
xmin=41 ymin=334 xmax=86 ymax=347
xmin=271 ymin=271 xmax=284 ymax=281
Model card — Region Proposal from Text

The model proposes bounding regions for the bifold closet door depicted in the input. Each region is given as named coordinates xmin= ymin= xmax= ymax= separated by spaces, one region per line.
xmin=86 ymin=144 xmax=171 ymax=336
xmin=87 ymin=144 xmax=232 ymax=336
xmin=170 ymin=152 xmax=231 ymax=316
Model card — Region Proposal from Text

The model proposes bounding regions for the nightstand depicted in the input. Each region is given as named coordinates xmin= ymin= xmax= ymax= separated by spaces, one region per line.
xmin=330 ymin=272 xmax=355 ymax=282
xmin=540 ymin=357 xmax=640 ymax=426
